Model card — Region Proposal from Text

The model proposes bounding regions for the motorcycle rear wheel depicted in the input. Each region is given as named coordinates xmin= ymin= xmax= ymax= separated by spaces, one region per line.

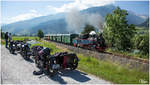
xmin=70 ymin=56 xmax=78 ymax=70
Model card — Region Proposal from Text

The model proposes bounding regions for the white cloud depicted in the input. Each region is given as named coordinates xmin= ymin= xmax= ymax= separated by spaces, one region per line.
xmin=29 ymin=9 xmax=37 ymax=13
xmin=8 ymin=9 xmax=42 ymax=23
xmin=47 ymin=0 xmax=114 ymax=13
xmin=6 ymin=0 xmax=114 ymax=23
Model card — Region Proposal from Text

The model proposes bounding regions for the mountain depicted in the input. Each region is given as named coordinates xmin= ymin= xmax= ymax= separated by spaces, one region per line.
xmin=2 ymin=13 xmax=65 ymax=34
xmin=2 ymin=4 xmax=147 ymax=35
xmin=82 ymin=5 xmax=146 ymax=25
xmin=31 ymin=18 xmax=68 ymax=34
xmin=138 ymin=18 xmax=149 ymax=27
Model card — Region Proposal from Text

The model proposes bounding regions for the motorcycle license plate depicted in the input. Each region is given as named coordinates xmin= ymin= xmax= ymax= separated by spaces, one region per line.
xmin=52 ymin=64 xmax=60 ymax=70
xmin=17 ymin=44 xmax=21 ymax=46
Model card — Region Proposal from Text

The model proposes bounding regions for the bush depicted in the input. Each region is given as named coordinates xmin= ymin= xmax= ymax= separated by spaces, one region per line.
xmin=1 ymin=31 xmax=5 ymax=39
xmin=134 ymin=33 xmax=149 ymax=58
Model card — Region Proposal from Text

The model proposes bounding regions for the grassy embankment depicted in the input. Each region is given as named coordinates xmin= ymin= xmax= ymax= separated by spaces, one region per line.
xmin=105 ymin=48 xmax=148 ymax=59
xmin=2 ymin=36 xmax=149 ymax=84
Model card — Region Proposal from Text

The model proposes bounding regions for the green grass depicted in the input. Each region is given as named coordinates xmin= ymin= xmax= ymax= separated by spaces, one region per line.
xmin=31 ymin=41 xmax=149 ymax=84
xmin=77 ymin=54 xmax=149 ymax=84
xmin=106 ymin=48 xmax=148 ymax=59
xmin=135 ymin=26 xmax=148 ymax=34
xmin=30 ymin=41 xmax=62 ymax=54
xmin=12 ymin=36 xmax=40 ymax=41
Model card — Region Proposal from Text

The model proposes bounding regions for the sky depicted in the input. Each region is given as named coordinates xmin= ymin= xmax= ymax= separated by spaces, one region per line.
xmin=1 ymin=0 xmax=149 ymax=24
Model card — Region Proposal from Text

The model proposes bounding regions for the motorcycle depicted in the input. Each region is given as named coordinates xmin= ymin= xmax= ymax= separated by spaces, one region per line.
xmin=49 ymin=52 xmax=79 ymax=70
xmin=15 ymin=40 xmax=24 ymax=51
xmin=9 ymin=40 xmax=16 ymax=54
xmin=20 ymin=43 xmax=32 ymax=60
xmin=33 ymin=46 xmax=79 ymax=75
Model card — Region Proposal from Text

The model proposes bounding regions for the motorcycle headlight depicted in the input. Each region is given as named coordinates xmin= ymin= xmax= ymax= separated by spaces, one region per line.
xmin=54 ymin=60 xmax=56 ymax=64
xmin=22 ymin=45 xmax=24 ymax=47
xmin=13 ymin=44 xmax=15 ymax=46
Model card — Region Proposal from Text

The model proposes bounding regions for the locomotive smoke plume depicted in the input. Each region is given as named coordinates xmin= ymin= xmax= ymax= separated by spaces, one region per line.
xmin=65 ymin=9 xmax=85 ymax=33
xmin=86 ymin=13 xmax=103 ymax=32
xmin=65 ymin=9 xmax=103 ymax=33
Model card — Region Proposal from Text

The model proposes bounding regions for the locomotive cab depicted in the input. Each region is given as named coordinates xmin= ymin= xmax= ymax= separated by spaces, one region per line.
xmin=96 ymin=33 xmax=106 ymax=52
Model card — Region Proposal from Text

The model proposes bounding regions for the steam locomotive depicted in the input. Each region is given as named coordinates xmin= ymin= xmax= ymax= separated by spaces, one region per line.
xmin=44 ymin=33 xmax=106 ymax=52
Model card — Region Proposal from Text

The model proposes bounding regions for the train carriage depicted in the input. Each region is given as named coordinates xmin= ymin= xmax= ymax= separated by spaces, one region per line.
xmin=44 ymin=33 xmax=105 ymax=52
xmin=56 ymin=34 xmax=62 ymax=42
xmin=52 ymin=34 xmax=57 ymax=41
xmin=44 ymin=34 xmax=50 ymax=40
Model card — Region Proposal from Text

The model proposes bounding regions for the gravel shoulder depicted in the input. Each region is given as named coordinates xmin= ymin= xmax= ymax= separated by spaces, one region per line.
xmin=1 ymin=45 xmax=111 ymax=84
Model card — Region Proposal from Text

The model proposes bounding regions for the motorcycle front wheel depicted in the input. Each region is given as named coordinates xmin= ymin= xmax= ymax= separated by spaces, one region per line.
xmin=48 ymin=69 xmax=57 ymax=77
xmin=10 ymin=49 xmax=14 ymax=54
xmin=35 ymin=59 xmax=41 ymax=68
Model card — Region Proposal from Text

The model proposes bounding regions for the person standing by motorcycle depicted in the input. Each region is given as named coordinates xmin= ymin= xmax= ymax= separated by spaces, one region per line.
xmin=9 ymin=33 xmax=12 ymax=42
xmin=5 ymin=32 xmax=9 ymax=48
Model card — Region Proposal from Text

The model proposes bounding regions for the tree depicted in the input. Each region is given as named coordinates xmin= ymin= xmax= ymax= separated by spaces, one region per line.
xmin=103 ymin=7 xmax=135 ymax=50
xmin=37 ymin=29 xmax=44 ymax=39
xmin=81 ymin=24 xmax=96 ymax=34
xmin=1 ymin=29 xmax=4 ymax=39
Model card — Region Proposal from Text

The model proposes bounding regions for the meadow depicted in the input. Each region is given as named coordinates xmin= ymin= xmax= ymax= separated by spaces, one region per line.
xmin=12 ymin=36 xmax=40 ymax=41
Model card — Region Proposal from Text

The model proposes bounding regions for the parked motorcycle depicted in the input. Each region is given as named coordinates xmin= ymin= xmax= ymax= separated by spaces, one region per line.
xmin=9 ymin=40 xmax=16 ymax=54
xmin=20 ymin=43 xmax=32 ymax=60
xmin=33 ymin=46 xmax=79 ymax=75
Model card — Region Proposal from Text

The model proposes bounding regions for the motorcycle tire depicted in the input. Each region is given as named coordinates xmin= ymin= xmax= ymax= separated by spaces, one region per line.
xmin=48 ymin=69 xmax=57 ymax=77
xmin=35 ymin=60 xmax=42 ymax=68
xmin=70 ymin=57 xmax=78 ymax=70
xmin=10 ymin=49 xmax=14 ymax=54
xmin=35 ymin=59 xmax=39 ymax=67
xmin=12 ymin=50 xmax=15 ymax=54
xmin=24 ymin=51 xmax=30 ymax=60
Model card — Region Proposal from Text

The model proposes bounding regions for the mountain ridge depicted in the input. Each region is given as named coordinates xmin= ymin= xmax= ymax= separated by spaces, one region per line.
xmin=2 ymin=4 xmax=147 ymax=35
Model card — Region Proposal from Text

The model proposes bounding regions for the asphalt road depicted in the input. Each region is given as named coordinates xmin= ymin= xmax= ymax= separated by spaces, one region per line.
xmin=1 ymin=45 xmax=111 ymax=84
